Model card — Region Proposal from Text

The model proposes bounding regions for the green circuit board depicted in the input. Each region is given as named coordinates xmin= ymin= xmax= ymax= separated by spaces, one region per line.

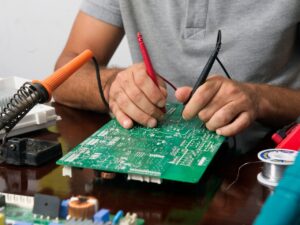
xmin=1 ymin=192 xmax=144 ymax=225
xmin=4 ymin=204 xmax=144 ymax=225
xmin=57 ymin=103 xmax=225 ymax=183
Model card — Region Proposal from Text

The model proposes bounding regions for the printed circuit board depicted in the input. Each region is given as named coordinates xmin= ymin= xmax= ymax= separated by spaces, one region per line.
xmin=57 ymin=103 xmax=225 ymax=183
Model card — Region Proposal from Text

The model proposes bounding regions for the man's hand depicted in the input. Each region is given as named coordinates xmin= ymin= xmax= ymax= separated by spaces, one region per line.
xmin=175 ymin=75 xmax=259 ymax=136
xmin=109 ymin=62 xmax=167 ymax=129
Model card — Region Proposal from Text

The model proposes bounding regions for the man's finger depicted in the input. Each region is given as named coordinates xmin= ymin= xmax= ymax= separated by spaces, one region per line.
xmin=110 ymin=102 xmax=133 ymax=129
xmin=120 ymin=72 xmax=164 ymax=120
xmin=175 ymin=86 xmax=192 ymax=103
xmin=133 ymin=71 xmax=166 ymax=108
xmin=116 ymin=93 xmax=157 ymax=128
xmin=216 ymin=112 xmax=252 ymax=136
xmin=183 ymin=80 xmax=221 ymax=120
xmin=205 ymin=101 xmax=241 ymax=130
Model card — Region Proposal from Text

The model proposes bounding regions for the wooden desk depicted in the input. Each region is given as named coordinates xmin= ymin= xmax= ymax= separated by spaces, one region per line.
xmin=0 ymin=103 xmax=273 ymax=225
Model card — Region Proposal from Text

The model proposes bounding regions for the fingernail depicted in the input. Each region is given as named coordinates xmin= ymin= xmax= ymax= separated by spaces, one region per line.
xmin=123 ymin=119 xmax=132 ymax=128
xmin=182 ymin=112 xmax=187 ymax=120
xmin=157 ymin=100 xmax=165 ymax=108
xmin=216 ymin=129 xmax=222 ymax=135
xmin=147 ymin=118 xmax=157 ymax=128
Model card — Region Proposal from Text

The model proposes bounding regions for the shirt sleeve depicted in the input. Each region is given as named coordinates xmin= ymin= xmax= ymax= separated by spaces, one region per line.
xmin=80 ymin=0 xmax=123 ymax=28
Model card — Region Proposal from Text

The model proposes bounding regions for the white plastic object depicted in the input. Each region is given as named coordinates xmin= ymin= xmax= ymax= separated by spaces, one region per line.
xmin=62 ymin=166 xmax=72 ymax=177
xmin=127 ymin=174 xmax=162 ymax=184
xmin=0 ymin=76 xmax=60 ymax=138
xmin=0 ymin=192 xmax=34 ymax=209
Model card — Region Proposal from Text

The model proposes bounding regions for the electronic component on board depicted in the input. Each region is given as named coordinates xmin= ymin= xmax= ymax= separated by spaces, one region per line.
xmin=33 ymin=194 xmax=60 ymax=219
xmin=59 ymin=199 xmax=69 ymax=219
xmin=0 ymin=192 xmax=34 ymax=209
xmin=0 ymin=195 xmax=5 ymax=208
xmin=94 ymin=208 xmax=110 ymax=223
xmin=68 ymin=196 xmax=98 ymax=220
xmin=112 ymin=210 xmax=124 ymax=225
xmin=120 ymin=213 xmax=138 ymax=225
xmin=100 ymin=171 xmax=116 ymax=180
xmin=0 ymin=213 xmax=5 ymax=225
xmin=127 ymin=174 xmax=162 ymax=184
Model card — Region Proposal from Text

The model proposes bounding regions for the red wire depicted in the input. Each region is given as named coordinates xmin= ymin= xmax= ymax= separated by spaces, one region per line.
xmin=158 ymin=75 xmax=177 ymax=91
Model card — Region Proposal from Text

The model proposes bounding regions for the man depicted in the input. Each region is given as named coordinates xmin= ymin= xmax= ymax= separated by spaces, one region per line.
xmin=53 ymin=1 xmax=300 ymax=150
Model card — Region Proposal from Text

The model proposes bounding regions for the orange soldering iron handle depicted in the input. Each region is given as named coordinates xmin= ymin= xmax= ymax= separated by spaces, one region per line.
xmin=33 ymin=49 xmax=94 ymax=100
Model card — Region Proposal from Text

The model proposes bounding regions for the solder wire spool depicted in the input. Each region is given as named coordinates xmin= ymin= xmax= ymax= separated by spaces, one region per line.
xmin=257 ymin=149 xmax=298 ymax=188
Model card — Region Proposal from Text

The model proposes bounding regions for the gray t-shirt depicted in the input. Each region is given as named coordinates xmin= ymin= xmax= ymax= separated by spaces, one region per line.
xmin=80 ymin=0 xmax=300 ymax=151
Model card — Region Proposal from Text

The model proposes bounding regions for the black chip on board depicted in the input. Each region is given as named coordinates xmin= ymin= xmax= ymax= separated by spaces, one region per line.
xmin=33 ymin=193 xmax=60 ymax=218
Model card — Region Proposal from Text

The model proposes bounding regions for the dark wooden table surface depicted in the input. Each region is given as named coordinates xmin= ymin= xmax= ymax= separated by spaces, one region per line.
xmin=0 ymin=103 xmax=274 ymax=225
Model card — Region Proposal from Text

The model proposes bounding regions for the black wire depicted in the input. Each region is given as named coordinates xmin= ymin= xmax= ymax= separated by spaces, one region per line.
xmin=215 ymin=56 xmax=236 ymax=149
xmin=92 ymin=57 xmax=109 ymax=110
xmin=216 ymin=56 xmax=231 ymax=79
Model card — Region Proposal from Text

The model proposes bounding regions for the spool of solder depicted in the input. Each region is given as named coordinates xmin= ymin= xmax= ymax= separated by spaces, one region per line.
xmin=68 ymin=196 xmax=98 ymax=219
xmin=257 ymin=149 xmax=298 ymax=188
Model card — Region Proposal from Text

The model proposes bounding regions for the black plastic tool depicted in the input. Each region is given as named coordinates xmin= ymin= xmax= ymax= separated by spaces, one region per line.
xmin=0 ymin=138 xmax=62 ymax=166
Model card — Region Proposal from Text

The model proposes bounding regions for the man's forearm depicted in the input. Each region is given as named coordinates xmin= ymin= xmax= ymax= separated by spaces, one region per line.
xmin=253 ymin=83 xmax=300 ymax=126
xmin=53 ymin=55 xmax=122 ymax=112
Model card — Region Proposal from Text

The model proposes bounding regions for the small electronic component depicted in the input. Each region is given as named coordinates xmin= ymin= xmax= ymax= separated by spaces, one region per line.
xmin=62 ymin=166 xmax=72 ymax=177
xmin=59 ymin=200 xmax=69 ymax=219
xmin=112 ymin=210 xmax=124 ymax=225
xmin=33 ymin=193 xmax=60 ymax=219
xmin=100 ymin=172 xmax=116 ymax=180
xmin=0 ymin=213 xmax=5 ymax=225
xmin=68 ymin=196 xmax=98 ymax=220
xmin=0 ymin=195 xmax=5 ymax=208
xmin=0 ymin=138 xmax=62 ymax=166
xmin=93 ymin=208 xmax=110 ymax=223
xmin=127 ymin=174 xmax=162 ymax=184
xmin=120 ymin=213 xmax=138 ymax=225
